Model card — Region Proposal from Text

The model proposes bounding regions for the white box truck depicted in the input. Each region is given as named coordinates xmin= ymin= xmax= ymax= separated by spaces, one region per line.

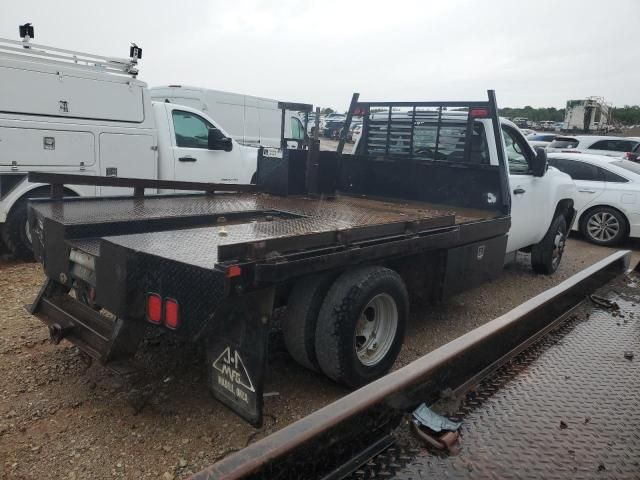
xmin=150 ymin=86 xmax=306 ymax=148
xmin=0 ymin=34 xmax=280 ymax=259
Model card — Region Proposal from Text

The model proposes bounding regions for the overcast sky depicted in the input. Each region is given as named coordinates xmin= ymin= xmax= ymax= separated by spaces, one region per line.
xmin=4 ymin=0 xmax=640 ymax=111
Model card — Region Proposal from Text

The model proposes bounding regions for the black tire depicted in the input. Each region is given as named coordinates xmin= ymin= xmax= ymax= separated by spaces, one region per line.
xmin=282 ymin=274 xmax=334 ymax=372
xmin=315 ymin=266 xmax=409 ymax=388
xmin=580 ymin=206 xmax=628 ymax=246
xmin=1 ymin=199 xmax=34 ymax=261
xmin=531 ymin=215 xmax=567 ymax=275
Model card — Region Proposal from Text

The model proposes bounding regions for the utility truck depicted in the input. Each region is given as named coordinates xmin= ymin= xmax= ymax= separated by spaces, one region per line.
xmin=26 ymin=91 xmax=576 ymax=427
xmin=0 ymin=30 xmax=303 ymax=258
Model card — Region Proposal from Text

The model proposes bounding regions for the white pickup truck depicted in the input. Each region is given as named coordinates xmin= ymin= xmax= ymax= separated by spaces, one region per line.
xmin=0 ymin=35 xmax=285 ymax=258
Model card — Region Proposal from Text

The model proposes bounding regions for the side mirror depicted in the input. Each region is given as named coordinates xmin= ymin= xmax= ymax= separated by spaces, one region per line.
xmin=208 ymin=128 xmax=233 ymax=152
xmin=531 ymin=147 xmax=548 ymax=177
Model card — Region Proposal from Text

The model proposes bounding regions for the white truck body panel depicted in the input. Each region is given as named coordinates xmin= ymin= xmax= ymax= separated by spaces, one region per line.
xmin=0 ymin=59 xmax=145 ymax=122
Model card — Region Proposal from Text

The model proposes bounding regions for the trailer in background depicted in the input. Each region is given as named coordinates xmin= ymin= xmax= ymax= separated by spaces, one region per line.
xmin=564 ymin=97 xmax=613 ymax=133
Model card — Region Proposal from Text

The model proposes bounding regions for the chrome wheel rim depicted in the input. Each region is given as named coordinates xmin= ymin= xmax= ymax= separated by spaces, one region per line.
xmin=552 ymin=226 xmax=566 ymax=270
xmin=354 ymin=293 xmax=398 ymax=366
xmin=24 ymin=219 xmax=32 ymax=245
xmin=587 ymin=212 xmax=619 ymax=242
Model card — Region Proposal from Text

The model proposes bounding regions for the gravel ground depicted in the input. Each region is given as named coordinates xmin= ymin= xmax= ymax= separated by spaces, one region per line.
xmin=1 ymin=236 xmax=638 ymax=479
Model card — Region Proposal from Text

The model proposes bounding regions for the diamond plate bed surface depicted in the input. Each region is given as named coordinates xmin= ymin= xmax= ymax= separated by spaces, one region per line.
xmin=42 ymin=193 xmax=496 ymax=268
xmin=33 ymin=193 xmax=489 ymax=226
xmin=356 ymin=271 xmax=640 ymax=480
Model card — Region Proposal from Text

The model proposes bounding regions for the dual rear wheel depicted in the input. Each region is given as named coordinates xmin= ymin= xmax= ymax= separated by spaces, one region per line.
xmin=283 ymin=266 xmax=409 ymax=388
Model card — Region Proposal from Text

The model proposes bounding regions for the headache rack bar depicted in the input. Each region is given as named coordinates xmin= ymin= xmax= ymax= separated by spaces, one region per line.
xmin=338 ymin=90 xmax=510 ymax=211
xmin=27 ymin=172 xmax=257 ymax=199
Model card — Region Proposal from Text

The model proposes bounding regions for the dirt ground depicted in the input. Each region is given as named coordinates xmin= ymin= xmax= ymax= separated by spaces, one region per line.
xmin=1 ymin=236 xmax=638 ymax=479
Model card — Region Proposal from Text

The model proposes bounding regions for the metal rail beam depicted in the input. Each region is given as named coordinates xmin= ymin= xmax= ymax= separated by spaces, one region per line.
xmin=28 ymin=172 xmax=256 ymax=199
xmin=190 ymin=250 xmax=631 ymax=480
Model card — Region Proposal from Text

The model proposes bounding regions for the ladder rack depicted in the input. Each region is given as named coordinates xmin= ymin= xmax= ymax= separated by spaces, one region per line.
xmin=0 ymin=37 xmax=139 ymax=77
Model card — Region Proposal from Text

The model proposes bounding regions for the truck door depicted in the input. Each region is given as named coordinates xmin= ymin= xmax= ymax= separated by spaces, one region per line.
xmin=502 ymin=125 xmax=549 ymax=253
xmin=169 ymin=106 xmax=246 ymax=183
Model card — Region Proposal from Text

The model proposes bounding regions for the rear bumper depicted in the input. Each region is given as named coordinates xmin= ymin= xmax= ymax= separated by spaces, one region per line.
xmin=29 ymin=280 xmax=146 ymax=373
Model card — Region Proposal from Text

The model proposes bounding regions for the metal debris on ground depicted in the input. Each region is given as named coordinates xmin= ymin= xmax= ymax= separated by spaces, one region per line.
xmin=588 ymin=294 xmax=619 ymax=310
xmin=411 ymin=404 xmax=462 ymax=454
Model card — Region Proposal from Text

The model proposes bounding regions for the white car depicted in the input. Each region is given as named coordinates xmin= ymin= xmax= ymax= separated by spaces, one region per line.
xmin=527 ymin=133 xmax=557 ymax=149
xmin=351 ymin=124 xmax=362 ymax=143
xmin=547 ymin=152 xmax=640 ymax=245
xmin=547 ymin=136 xmax=640 ymax=158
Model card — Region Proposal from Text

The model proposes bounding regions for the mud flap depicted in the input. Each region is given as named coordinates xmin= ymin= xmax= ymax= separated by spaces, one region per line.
xmin=206 ymin=289 xmax=275 ymax=427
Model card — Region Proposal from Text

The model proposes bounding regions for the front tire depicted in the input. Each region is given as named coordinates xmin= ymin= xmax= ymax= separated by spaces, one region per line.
xmin=531 ymin=215 xmax=567 ymax=274
xmin=315 ymin=266 xmax=409 ymax=388
xmin=580 ymin=207 xmax=627 ymax=246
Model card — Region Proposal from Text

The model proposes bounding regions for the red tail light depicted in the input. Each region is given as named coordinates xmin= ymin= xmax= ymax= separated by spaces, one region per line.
xmin=470 ymin=108 xmax=489 ymax=118
xmin=164 ymin=298 xmax=180 ymax=329
xmin=146 ymin=294 xmax=162 ymax=324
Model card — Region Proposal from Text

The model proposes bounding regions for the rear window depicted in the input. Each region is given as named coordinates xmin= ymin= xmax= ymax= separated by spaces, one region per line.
xmin=529 ymin=134 xmax=555 ymax=141
xmin=610 ymin=160 xmax=640 ymax=175
xmin=549 ymin=138 xmax=579 ymax=149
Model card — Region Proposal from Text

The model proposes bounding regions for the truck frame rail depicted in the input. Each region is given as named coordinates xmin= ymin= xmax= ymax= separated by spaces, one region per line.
xmin=190 ymin=251 xmax=638 ymax=479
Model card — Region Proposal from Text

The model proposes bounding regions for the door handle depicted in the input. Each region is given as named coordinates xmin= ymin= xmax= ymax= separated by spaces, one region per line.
xmin=513 ymin=187 xmax=526 ymax=195
xmin=179 ymin=156 xmax=197 ymax=162
xmin=578 ymin=189 xmax=596 ymax=194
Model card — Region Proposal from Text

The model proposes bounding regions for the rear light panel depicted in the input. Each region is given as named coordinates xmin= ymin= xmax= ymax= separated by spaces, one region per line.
xmin=146 ymin=293 xmax=181 ymax=330
xmin=164 ymin=298 xmax=180 ymax=330
xmin=146 ymin=293 xmax=162 ymax=324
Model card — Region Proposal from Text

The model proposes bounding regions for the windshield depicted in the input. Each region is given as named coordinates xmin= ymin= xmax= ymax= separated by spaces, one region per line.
xmin=610 ymin=160 xmax=640 ymax=176
xmin=549 ymin=138 xmax=579 ymax=149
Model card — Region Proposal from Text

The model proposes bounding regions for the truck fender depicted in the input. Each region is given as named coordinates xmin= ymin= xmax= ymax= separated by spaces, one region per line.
xmin=1 ymin=179 xmax=82 ymax=222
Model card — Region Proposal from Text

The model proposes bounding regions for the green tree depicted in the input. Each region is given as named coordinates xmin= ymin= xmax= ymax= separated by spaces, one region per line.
xmin=320 ymin=107 xmax=335 ymax=115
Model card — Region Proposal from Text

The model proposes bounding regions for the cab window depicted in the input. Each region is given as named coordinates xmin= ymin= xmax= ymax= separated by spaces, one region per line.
xmin=291 ymin=116 xmax=305 ymax=140
xmin=502 ymin=126 xmax=530 ymax=174
xmin=172 ymin=110 xmax=213 ymax=148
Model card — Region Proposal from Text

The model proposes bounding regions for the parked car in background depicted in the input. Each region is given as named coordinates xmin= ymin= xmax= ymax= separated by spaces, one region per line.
xmin=322 ymin=117 xmax=347 ymax=139
xmin=547 ymin=136 xmax=640 ymax=158
xmin=527 ymin=133 xmax=557 ymax=149
xmin=520 ymin=128 xmax=537 ymax=137
xmin=352 ymin=124 xmax=362 ymax=143
xmin=625 ymin=143 xmax=640 ymax=162
xmin=547 ymin=152 xmax=640 ymax=245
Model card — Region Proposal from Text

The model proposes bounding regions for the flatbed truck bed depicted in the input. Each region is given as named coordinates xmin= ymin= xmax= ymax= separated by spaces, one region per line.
xmin=191 ymin=251 xmax=639 ymax=479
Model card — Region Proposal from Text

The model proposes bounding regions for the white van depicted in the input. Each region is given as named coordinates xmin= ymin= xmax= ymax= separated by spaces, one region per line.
xmin=150 ymin=86 xmax=306 ymax=148
xmin=0 ymin=35 xmax=260 ymax=258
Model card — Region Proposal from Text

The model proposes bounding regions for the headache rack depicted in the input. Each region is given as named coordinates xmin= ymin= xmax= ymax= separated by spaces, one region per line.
xmin=336 ymin=90 xmax=511 ymax=212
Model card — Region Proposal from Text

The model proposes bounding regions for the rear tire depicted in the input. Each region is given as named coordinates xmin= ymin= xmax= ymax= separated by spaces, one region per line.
xmin=282 ymin=274 xmax=334 ymax=372
xmin=2 ymin=199 xmax=34 ymax=261
xmin=531 ymin=215 xmax=567 ymax=275
xmin=315 ymin=266 xmax=409 ymax=388
xmin=580 ymin=206 xmax=628 ymax=246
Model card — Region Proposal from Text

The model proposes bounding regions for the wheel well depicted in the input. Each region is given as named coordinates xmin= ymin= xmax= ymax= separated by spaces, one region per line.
xmin=9 ymin=186 xmax=79 ymax=214
xmin=553 ymin=199 xmax=575 ymax=229
xmin=578 ymin=204 xmax=630 ymax=232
